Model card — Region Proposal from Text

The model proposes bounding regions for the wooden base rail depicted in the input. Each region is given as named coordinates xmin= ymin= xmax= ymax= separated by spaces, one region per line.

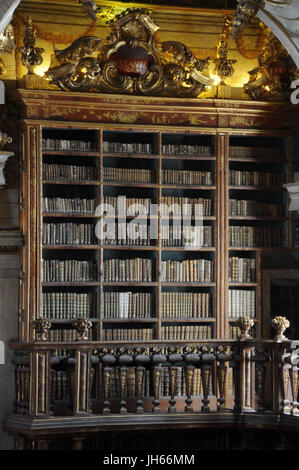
xmin=10 ymin=339 xmax=299 ymax=418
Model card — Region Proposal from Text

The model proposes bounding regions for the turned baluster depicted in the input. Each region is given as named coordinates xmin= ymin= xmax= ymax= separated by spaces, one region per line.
xmin=200 ymin=346 xmax=215 ymax=412
xmin=134 ymin=348 xmax=150 ymax=414
xmin=118 ymin=349 xmax=133 ymax=414
xmin=168 ymin=348 xmax=183 ymax=413
xmin=184 ymin=347 xmax=200 ymax=413
xmin=101 ymin=349 xmax=116 ymax=415
xmin=283 ymin=341 xmax=299 ymax=415
xmin=152 ymin=348 xmax=167 ymax=413
xmin=215 ymin=346 xmax=232 ymax=411
xmin=252 ymin=346 xmax=270 ymax=412
xmin=231 ymin=347 xmax=241 ymax=412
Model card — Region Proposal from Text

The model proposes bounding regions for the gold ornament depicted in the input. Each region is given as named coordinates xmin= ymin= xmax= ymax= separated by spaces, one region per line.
xmin=18 ymin=17 xmax=44 ymax=75
xmin=45 ymin=8 xmax=212 ymax=98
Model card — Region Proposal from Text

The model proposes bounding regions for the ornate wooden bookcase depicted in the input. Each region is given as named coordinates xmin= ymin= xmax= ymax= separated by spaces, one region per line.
xmin=16 ymin=90 xmax=297 ymax=343
xmin=6 ymin=89 xmax=299 ymax=450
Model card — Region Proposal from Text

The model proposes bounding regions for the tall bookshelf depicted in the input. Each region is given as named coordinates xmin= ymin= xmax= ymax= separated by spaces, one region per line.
xmin=228 ymin=135 xmax=289 ymax=338
xmin=38 ymin=127 xmax=217 ymax=343
xmin=16 ymin=90 xmax=297 ymax=344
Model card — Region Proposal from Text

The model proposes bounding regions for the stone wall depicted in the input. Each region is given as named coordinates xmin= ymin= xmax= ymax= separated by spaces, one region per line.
xmin=0 ymin=185 xmax=21 ymax=449
xmin=0 ymin=246 xmax=20 ymax=450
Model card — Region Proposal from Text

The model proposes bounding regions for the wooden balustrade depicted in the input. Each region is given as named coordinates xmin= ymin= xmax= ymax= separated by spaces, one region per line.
xmin=10 ymin=338 xmax=299 ymax=419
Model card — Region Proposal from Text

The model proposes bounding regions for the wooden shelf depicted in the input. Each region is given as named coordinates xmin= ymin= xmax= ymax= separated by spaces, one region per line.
xmin=161 ymin=317 xmax=215 ymax=322
xmin=229 ymin=216 xmax=287 ymax=221
xmin=102 ymin=282 xmax=158 ymax=286
xmin=42 ymin=282 xmax=101 ymax=286
xmin=102 ymin=152 xmax=159 ymax=159
xmin=42 ymin=180 xmax=101 ymax=186
xmin=229 ymin=185 xmax=285 ymax=191
xmin=42 ymin=150 xmax=100 ymax=157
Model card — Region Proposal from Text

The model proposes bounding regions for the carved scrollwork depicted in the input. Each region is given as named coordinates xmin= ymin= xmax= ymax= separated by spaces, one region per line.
xmin=232 ymin=1 xmax=265 ymax=39
xmin=45 ymin=8 xmax=212 ymax=98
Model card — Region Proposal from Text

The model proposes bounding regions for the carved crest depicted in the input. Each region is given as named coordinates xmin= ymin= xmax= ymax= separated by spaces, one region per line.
xmin=46 ymin=8 xmax=212 ymax=98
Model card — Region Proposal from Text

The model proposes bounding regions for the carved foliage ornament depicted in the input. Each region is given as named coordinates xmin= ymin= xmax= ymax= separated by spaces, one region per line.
xmin=46 ymin=9 xmax=212 ymax=98
xmin=244 ymin=30 xmax=297 ymax=101
xmin=232 ymin=0 xmax=265 ymax=39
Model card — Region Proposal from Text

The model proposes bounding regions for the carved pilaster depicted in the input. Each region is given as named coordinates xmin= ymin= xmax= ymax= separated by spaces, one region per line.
xmin=252 ymin=346 xmax=270 ymax=412
xmin=73 ymin=350 xmax=92 ymax=415
xmin=29 ymin=351 xmax=51 ymax=416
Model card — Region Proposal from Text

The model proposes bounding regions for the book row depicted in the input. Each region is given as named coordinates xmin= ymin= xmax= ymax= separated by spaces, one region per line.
xmin=103 ymin=223 xmax=155 ymax=246
xmin=51 ymin=371 xmax=71 ymax=401
xmin=48 ymin=329 xmax=93 ymax=342
xmin=104 ymin=197 xmax=152 ymax=215
xmin=42 ymin=138 xmax=94 ymax=151
xmin=161 ymin=292 xmax=211 ymax=318
xmin=229 ymin=170 xmax=285 ymax=187
xmin=229 ymin=146 xmax=284 ymax=159
xmin=103 ymin=141 xmax=153 ymax=154
xmin=41 ymin=292 xmax=94 ymax=319
xmin=103 ymin=292 xmax=153 ymax=319
xmin=43 ymin=163 xmax=97 ymax=181
xmin=103 ymin=167 xmax=155 ymax=184
xmin=42 ymin=260 xmax=98 ymax=282
xmin=161 ymin=325 xmax=212 ymax=340
xmin=230 ymin=326 xmax=240 ymax=339
xmin=103 ymin=328 xmax=154 ymax=341
xmin=42 ymin=222 xmax=97 ymax=245
xmin=104 ymin=196 xmax=213 ymax=216
xmin=229 ymin=289 xmax=256 ymax=318
xmin=161 ymin=226 xmax=213 ymax=247
xmin=229 ymin=226 xmax=283 ymax=247
xmin=229 ymin=199 xmax=284 ymax=217
xmin=161 ymin=259 xmax=214 ymax=283
xmin=103 ymin=258 xmax=153 ymax=282
xmin=162 ymin=170 xmax=212 ymax=185
xmin=43 ymin=197 xmax=97 ymax=214
xmin=228 ymin=257 xmax=256 ymax=283
xmin=162 ymin=144 xmax=212 ymax=156
xmin=160 ymin=197 xmax=212 ymax=216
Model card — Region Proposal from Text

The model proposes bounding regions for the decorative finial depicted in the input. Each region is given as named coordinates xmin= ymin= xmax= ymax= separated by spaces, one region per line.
xmin=0 ymin=131 xmax=12 ymax=150
xmin=19 ymin=17 xmax=44 ymax=75
xmin=236 ymin=316 xmax=254 ymax=339
xmin=271 ymin=316 xmax=290 ymax=342
xmin=32 ymin=318 xmax=51 ymax=341
xmin=73 ymin=318 xmax=92 ymax=341
xmin=213 ymin=16 xmax=237 ymax=85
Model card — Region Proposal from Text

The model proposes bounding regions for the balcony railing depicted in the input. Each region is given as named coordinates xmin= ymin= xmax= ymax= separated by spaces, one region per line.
xmin=4 ymin=316 xmax=299 ymax=449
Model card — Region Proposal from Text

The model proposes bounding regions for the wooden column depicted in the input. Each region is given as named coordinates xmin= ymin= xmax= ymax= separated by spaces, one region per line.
xmin=73 ymin=350 xmax=92 ymax=416
xmin=29 ymin=351 xmax=51 ymax=417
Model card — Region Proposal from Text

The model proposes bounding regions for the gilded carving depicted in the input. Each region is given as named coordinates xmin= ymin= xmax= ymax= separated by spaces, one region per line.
xmin=45 ymin=9 xmax=212 ymax=98
xmin=244 ymin=31 xmax=297 ymax=101
xmin=232 ymin=1 xmax=264 ymax=39
xmin=19 ymin=17 xmax=44 ymax=75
